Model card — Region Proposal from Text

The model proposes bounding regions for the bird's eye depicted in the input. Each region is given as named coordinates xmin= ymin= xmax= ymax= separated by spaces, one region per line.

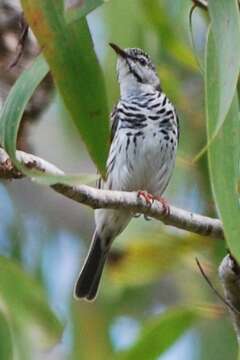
xmin=139 ymin=58 xmax=147 ymax=66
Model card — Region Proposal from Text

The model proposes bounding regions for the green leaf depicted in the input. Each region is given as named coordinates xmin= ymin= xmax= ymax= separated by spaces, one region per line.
xmin=1 ymin=0 xmax=111 ymax=181
xmin=206 ymin=30 xmax=240 ymax=259
xmin=0 ymin=55 xmax=97 ymax=186
xmin=0 ymin=256 xmax=62 ymax=348
xmin=21 ymin=0 xmax=109 ymax=177
xmin=189 ymin=7 xmax=209 ymax=74
xmin=55 ymin=0 xmax=64 ymax=14
xmin=65 ymin=0 xmax=109 ymax=23
xmin=199 ymin=318 xmax=238 ymax=360
xmin=194 ymin=0 xmax=240 ymax=162
xmin=208 ymin=0 xmax=240 ymax=132
xmin=118 ymin=308 xmax=198 ymax=360
xmin=32 ymin=173 xmax=97 ymax=186
xmin=0 ymin=55 xmax=48 ymax=169
xmin=0 ymin=312 xmax=13 ymax=360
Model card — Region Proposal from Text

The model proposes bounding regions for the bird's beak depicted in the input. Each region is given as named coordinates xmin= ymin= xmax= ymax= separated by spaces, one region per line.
xmin=109 ymin=43 xmax=128 ymax=59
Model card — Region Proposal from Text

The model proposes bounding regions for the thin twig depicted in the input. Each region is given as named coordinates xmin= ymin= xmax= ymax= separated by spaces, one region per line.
xmin=0 ymin=148 xmax=224 ymax=240
xmin=196 ymin=258 xmax=240 ymax=315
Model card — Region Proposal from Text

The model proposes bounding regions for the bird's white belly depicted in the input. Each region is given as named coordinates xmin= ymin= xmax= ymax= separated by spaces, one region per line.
xmin=109 ymin=126 xmax=176 ymax=196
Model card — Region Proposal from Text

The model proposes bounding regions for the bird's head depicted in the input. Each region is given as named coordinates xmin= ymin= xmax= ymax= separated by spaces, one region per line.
xmin=109 ymin=43 xmax=160 ymax=98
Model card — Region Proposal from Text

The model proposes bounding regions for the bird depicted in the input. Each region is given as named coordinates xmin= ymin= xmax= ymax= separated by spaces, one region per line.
xmin=74 ymin=43 xmax=179 ymax=301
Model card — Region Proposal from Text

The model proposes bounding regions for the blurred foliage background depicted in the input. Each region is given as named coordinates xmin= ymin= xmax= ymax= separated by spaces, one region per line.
xmin=0 ymin=0 xmax=238 ymax=359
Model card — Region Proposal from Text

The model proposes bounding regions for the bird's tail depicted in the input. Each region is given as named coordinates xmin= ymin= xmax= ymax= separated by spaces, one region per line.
xmin=74 ymin=231 xmax=108 ymax=301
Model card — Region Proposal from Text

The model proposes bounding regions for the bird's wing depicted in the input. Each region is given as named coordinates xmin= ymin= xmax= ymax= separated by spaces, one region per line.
xmin=96 ymin=104 xmax=119 ymax=189
xmin=110 ymin=103 xmax=119 ymax=143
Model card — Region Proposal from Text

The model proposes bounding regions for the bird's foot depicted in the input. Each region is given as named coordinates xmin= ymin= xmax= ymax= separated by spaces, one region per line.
xmin=137 ymin=190 xmax=154 ymax=207
xmin=154 ymin=196 xmax=170 ymax=216
xmin=133 ymin=213 xmax=151 ymax=221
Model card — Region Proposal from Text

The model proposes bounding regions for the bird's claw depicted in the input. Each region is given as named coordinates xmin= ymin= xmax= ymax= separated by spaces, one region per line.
xmin=154 ymin=196 xmax=170 ymax=216
xmin=137 ymin=190 xmax=154 ymax=207
xmin=137 ymin=191 xmax=170 ymax=217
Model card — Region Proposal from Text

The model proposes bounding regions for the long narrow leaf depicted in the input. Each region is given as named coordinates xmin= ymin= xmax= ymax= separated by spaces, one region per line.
xmin=0 ymin=55 xmax=48 ymax=163
xmin=118 ymin=308 xmax=198 ymax=360
xmin=65 ymin=0 xmax=108 ymax=23
xmin=0 ymin=55 xmax=97 ymax=186
xmin=0 ymin=256 xmax=63 ymax=347
xmin=194 ymin=0 xmax=240 ymax=162
xmin=208 ymin=0 xmax=240 ymax=131
xmin=21 ymin=0 xmax=109 ymax=177
xmin=1 ymin=0 xmax=109 ymax=182
xmin=0 ymin=312 xmax=13 ymax=360
xmin=206 ymin=29 xmax=240 ymax=259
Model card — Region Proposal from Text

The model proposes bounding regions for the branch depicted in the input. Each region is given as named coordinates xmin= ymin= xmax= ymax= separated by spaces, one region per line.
xmin=219 ymin=254 xmax=240 ymax=343
xmin=0 ymin=148 xmax=224 ymax=240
